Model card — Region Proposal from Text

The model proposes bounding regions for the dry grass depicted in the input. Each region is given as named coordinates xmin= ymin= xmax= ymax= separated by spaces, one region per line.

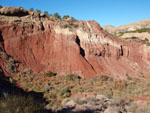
xmin=9 ymin=72 xmax=150 ymax=112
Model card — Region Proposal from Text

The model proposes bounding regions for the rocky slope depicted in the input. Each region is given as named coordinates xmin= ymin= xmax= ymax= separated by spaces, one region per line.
xmin=103 ymin=19 xmax=150 ymax=34
xmin=103 ymin=20 xmax=150 ymax=41
xmin=0 ymin=6 xmax=150 ymax=79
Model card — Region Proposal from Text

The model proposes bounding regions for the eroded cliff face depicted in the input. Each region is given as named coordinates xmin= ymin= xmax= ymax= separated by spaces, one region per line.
xmin=0 ymin=10 xmax=150 ymax=79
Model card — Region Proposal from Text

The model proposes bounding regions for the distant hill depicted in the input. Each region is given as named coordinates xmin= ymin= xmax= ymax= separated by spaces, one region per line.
xmin=103 ymin=19 xmax=150 ymax=42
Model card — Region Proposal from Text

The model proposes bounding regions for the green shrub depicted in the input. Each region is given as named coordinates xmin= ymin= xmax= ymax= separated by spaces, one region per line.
xmin=49 ymin=93 xmax=57 ymax=99
xmin=54 ymin=13 xmax=61 ymax=19
xmin=74 ymin=24 xmax=79 ymax=28
xmin=118 ymin=28 xmax=150 ymax=37
xmin=100 ymin=75 xmax=110 ymax=81
xmin=60 ymin=87 xmax=71 ymax=98
xmin=7 ymin=63 xmax=17 ymax=73
xmin=0 ymin=50 xmax=9 ymax=60
xmin=135 ymin=28 xmax=150 ymax=33
xmin=65 ymin=74 xmax=81 ymax=81
xmin=36 ymin=9 xmax=41 ymax=13
xmin=44 ymin=70 xmax=56 ymax=77
xmin=29 ymin=8 xmax=34 ymax=12
xmin=44 ymin=11 xmax=48 ymax=16
xmin=0 ymin=4 xmax=2 ymax=8
xmin=63 ymin=15 xmax=70 ymax=19
xmin=145 ymin=38 xmax=149 ymax=42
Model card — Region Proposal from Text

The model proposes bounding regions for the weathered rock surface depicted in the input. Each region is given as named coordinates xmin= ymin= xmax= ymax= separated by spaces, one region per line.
xmin=62 ymin=95 xmax=130 ymax=113
xmin=0 ymin=6 xmax=29 ymax=16
xmin=0 ymin=9 xmax=150 ymax=79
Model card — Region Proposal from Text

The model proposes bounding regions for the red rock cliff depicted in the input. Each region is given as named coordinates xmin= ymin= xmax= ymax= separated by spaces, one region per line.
xmin=0 ymin=8 xmax=150 ymax=79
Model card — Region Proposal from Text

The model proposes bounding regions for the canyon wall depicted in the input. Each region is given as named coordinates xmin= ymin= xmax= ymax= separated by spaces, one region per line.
xmin=0 ymin=7 xmax=150 ymax=79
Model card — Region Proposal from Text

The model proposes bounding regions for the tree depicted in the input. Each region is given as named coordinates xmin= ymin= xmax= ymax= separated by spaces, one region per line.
xmin=63 ymin=15 xmax=70 ymax=19
xmin=54 ymin=13 xmax=61 ymax=19
xmin=29 ymin=8 xmax=34 ymax=12
xmin=44 ymin=11 xmax=48 ymax=16
xmin=145 ymin=38 xmax=149 ymax=42
xmin=35 ymin=9 xmax=41 ymax=13
xmin=0 ymin=4 xmax=2 ymax=8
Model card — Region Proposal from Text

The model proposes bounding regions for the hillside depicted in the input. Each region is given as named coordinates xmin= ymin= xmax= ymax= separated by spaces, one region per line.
xmin=1 ymin=7 xmax=150 ymax=79
xmin=103 ymin=20 xmax=150 ymax=42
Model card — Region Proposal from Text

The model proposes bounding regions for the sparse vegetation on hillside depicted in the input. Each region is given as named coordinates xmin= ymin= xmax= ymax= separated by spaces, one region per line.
xmin=0 ymin=70 xmax=50 ymax=113
xmin=118 ymin=28 xmax=150 ymax=36
xmin=7 ymin=69 xmax=150 ymax=112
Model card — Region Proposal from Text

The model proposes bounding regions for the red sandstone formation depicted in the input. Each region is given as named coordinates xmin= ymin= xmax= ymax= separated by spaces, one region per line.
xmin=0 ymin=7 xmax=150 ymax=79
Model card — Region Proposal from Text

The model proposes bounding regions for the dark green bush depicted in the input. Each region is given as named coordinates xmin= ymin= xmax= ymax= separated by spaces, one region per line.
xmin=74 ymin=24 xmax=79 ymax=28
xmin=131 ymin=37 xmax=138 ymax=39
xmin=44 ymin=70 xmax=56 ymax=77
xmin=36 ymin=9 xmax=41 ymax=13
xmin=54 ymin=13 xmax=61 ymax=19
xmin=63 ymin=15 xmax=70 ymax=19
xmin=100 ymin=75 xmax=111 ymax=81
xmin=65 ymin=74 xmax=81 ymax=81
xmin=44 ymin=11 xmax=48 ymax=16
xmin=7 ymin=63 xmax=17 ymax=73
xmin=145 ymin=38 xmax=149 ymax=42
xmin=0 ymin=5 xmax=2 ymax=8
xmin=29 ymin=8 xmax=34 ymax=12
xmin=60 ymin=87 xmax=71 ymax=98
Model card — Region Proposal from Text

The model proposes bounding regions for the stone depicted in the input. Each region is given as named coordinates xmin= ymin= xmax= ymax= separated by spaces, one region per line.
xmin=65 ymin=100 xmax=76 ymax=107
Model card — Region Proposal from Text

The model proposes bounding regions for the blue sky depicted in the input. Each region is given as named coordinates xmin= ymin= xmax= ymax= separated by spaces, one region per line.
xmin=0 ymin=0 xmax=150 ymax=27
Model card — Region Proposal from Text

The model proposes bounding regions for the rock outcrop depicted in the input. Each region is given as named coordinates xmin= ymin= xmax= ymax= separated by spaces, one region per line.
xmin=0 ymin=6 xmax=29 ymax=16
xmin=63 ymin=95 xmax=130 ymax=113
xmin=0 ymin=7 xmax=150 ymax=79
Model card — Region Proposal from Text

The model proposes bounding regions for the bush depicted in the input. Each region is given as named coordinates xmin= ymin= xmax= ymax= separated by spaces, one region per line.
xmin=131 ymin=37 xmax=138 ymax=39
xmin=65 ymin=74 xmax=81 ymax=81
xmin=74 ymin=24 xmax=79 ymax=28
xmin=0 ymin=49 xmax=9 ymax=60
xmin=100 ymin=75 xmax=110 ymax=81
xmin=44 ymin=70 xmax=56 ymax=77
xmin=60 ymin=87 xmax=71 ymax=98
xmin=7 ymin=63 xmax=17 ymax=73
xmin=0 ymin=4 xmax=2 ymax=8
xmin=63 ymin=15 xmax=70 ymax=19
xmin=145 ymin=38 xmax=149 ymax=42
xmin=29 ymin=8 xmax=34 ymax=12
xmin=36 ymin=9 xmax=41 ymax=13
xmin=44 ymin=11 xmax=48 ymax=16
xmin=0 ymin=93 xmax=47 ymax=113
xmin=54 ymin=13 xmax=61 ymax=19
